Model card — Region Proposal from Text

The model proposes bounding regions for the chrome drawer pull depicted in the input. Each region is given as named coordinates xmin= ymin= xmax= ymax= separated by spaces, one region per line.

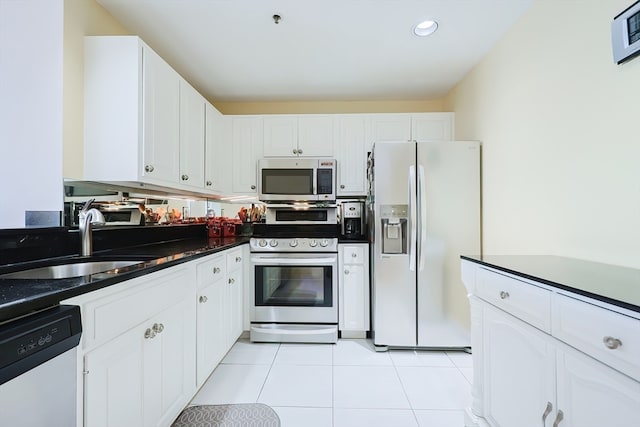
xmin=235 ymin=256 xmax=242 ymax=262
xmin=499 ymin=291 xmax=510 ymax=300
xmin=229 ymin=278 xmax=235 ymax=284
xmin=542 ymin=402 xmax=553 ymax=425
xmin=552 ymin=410 xmax=564 ymax=427
xmin=213 ymin=267 xmax=221 ymax=274
xmin=144 ymin=328 xmax=156 ymax=339
xmin=152 ymin=323 xmax=164 ymax=334
xmin=603 ymin=336 xmax=622 ymax=350
xmin=199 ymin=295 xmax=208 ymax=303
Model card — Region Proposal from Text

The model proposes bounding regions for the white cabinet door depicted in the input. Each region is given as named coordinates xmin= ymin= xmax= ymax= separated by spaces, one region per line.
xmin=204 ymin=103 xmax=230 ymax=194
xmin=370 ymin=114 xmax=411 ymax=141
xmin=232 ymin=116 xmax=263 ymax=193
xmin=178 ymin=79 xmax=205 ymax=189
xmin=298 ymin=115 xmax=334 ymax=157
xmin=263 ymin=116 xmax=298 ymax=157
xmin=334 ymin=115 xmax=368 ymax=196
xmin=142 ymin=45 xmax=180 ymax=184
xmin=84 ymin=323 xmax=146 ymax=427
xmin=338 ymin=244 xmax=370 ymax=333
xmin=340 ymin=264 xmax=366 ymax=330
xmin=411 ymin=113 xmax=454 ymax=141
xmin=483 ymin=305 xmax=556 ymax=427
xmin=555 ymin=348 xmax=640 ymax=427
xmin=150 ymin=297 xmax=196 ymax=427
xmin=196 ymin=278 xmax=227 ymax=386
xmin=227 ymin=269 xmax=243 ymax=348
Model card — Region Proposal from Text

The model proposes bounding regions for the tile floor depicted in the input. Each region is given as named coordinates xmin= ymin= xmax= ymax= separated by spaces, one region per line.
xmin=189 ymin=338 xmax=472 ymax=427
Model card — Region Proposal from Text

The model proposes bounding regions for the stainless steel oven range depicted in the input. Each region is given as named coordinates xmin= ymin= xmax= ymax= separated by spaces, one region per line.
xmin=249 ymin=223 xmax=339 ymax=343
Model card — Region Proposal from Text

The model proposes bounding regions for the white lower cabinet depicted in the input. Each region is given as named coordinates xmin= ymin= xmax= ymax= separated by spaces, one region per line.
xmin=462 ymin=261 xmax=640 ymax=427
xmin=79 ymin=266 xmax=196 ymax=427
xmin=65 ymin=245 xmax=247 ymax=427
xmin=482 ymin=305 xmax=555 ymax=427
xmin=195 ymin=247 xmax=244 ymax=387
xmin=338 ymin=244 xmax=370 ymax=335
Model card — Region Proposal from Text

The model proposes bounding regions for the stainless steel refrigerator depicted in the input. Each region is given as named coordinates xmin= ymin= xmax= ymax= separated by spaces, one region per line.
xmin=368 ymin=140 xmax=480 ymax=349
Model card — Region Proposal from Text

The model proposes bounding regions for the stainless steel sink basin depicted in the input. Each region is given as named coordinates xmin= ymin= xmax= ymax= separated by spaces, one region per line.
xmin=0 ymin=260 xmax=145 ymax=280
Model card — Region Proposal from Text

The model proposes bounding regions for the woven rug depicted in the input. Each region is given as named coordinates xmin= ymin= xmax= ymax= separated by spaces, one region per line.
xmin=171 ymin=403 xmax=281 ymax=427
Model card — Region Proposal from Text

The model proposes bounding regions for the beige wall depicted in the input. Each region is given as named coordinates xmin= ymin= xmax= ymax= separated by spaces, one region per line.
xmin=214 ymin=99 xmax=445 ymax=115
xmin=445 ymin=0 xmax=640 ymax=268
xmin=63 ymin=0 xmax=130 ymax=179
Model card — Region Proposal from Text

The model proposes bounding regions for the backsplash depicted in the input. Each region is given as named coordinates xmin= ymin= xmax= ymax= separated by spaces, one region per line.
xmin=0 ymin=224 xmax=208 ymax=266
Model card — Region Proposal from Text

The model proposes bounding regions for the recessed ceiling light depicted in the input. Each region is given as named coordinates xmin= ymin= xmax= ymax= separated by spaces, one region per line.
xmin=413 ymin=20 xmax=438 ymax=37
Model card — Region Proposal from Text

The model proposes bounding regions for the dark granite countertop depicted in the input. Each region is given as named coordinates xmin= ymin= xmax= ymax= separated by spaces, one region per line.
xmin=461 ymin=255 xmax=640 ymax=313
xmin=0 ymin=237 xmax=250 ymax=323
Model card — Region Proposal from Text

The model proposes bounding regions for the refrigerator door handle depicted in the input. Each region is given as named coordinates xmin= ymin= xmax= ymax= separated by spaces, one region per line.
xmin=418 ymin=164 xmax=427 ymax=271
xmin=408 ymin=165 xmax=417 ymax=272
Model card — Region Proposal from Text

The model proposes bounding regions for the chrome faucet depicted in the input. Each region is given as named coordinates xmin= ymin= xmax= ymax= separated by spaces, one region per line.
xmin=79 ymin=198 xmax=105 ymax=256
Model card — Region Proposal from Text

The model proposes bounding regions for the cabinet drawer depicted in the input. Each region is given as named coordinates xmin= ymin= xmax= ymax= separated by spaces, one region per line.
xmin=196 ymin=254 xmax=226 ymax=288
xmin=226 ymin=248 xmax=244 ymax=273
xmin=477 ymin=268 xmax=551 ymax=333
xmin=342 ymin=245 xmax=366 ymax=264
xmin=83 ymin=266 xmax=192 ymax=348
xmin=552 ymin=293 xmax=640 ymax=381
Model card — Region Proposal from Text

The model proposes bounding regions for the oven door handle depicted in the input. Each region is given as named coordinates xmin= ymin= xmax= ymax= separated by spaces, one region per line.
xmin=251 ymin=256 xmax=337 ymax=265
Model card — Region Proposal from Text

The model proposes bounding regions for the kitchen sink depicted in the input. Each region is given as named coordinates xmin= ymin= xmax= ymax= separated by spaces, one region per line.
xmin=0 ymin=260 xmax=147 ymax=280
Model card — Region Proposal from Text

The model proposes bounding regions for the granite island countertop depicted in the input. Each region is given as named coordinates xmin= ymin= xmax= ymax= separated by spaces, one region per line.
xmin=461 ymin=255 xmax=640 ymax=313
xmin=0 ymin=237 xmax=250 ymax=323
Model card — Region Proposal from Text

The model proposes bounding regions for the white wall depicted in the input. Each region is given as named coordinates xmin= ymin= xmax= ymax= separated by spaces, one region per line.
xmin=445 ymin=0 xmax=640 ymax=268
xmin=0 ymin=0 xmax=64 ymax=228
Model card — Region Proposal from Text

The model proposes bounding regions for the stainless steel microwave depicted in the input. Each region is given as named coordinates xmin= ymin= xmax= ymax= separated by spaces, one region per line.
xmin=258 ymin=158 xmax=336 ymax=202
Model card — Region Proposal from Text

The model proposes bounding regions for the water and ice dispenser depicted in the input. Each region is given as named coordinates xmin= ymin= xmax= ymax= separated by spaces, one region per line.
xmin=380 ymin=204 xmax=408 ymax=254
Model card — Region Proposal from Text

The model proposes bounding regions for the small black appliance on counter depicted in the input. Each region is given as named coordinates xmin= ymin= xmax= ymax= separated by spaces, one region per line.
xmin=339 ymin=200 xmax=366 ymax=239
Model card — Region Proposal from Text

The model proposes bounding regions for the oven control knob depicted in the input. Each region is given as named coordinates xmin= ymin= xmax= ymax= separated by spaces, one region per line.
xmin=289 ymin=239 xmax=298 ymax=247
xmin=309 ymin=239 xmax=318 ymax=248
xmin=270 ymin=239 xmax=278 ymax=247
xmin=258 ymin=239 xmax=268 ymax=247
xmin=320 ymin=239 xmax=329 ymax=247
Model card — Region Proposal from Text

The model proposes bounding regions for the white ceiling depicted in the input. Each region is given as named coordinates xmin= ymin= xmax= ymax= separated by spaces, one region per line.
xmin=97 ymin=0 xmax=533 ymax=103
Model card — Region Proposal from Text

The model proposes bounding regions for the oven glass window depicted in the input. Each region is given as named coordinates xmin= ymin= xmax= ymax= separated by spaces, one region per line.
xmin=255 ymin=265 xmax=333 ymax=307
xmin=262 ymin=169 xmax=313 ymax=194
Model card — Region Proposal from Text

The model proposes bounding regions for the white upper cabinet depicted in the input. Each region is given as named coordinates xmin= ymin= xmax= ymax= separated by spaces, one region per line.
xmin=298 ymin=115 xmax=334 ymax=157
xmin=411 ymin=112 xmax=455 ymax=141
xmin=334 ymin=115 xmax=369 ymax=196
xmin=263 ymin=115 xmax=334 ymax=157
xmin=179 ymin=79 xmax=205 ymax=189
xmin=205 ymin=103 xmax=231 ymax=194
xmin=232 ymin=116 xmax=263 ymax=194
xmin=84 ymin=36 xmax=217 ymax=196
xmin=369 ymin=113 xmax=454 ymax=143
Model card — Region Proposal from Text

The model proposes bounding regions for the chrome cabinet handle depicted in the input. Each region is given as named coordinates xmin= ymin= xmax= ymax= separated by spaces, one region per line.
xmin=144 ymin=328 xmax=156 ymax=339
xmin=344 ymin=269 xmax=349 ymax=275
xmin=228 ymin=278 xmax=235 ymax=284
xmin=145 ymin=165 xmax=154 ymax=173
xmin=351 ymin=253 xmax=357 ymax=258
xmin=213 ymin=267 xmax=221 ymax=274
xmin=340 ymin=184 xmax=345 ymax=189
xmin=298 ymin=148 xmax=303 ymax=154
xmin=552 ymin=410 xmax=564 ymax=427
xmin=206 ymin=180 xmax=212 ymax=186
xmin=499 ymin=291 xmax=510 ymax=299
xmin=603 ymin=336 xmax=622 ymax=350
xmin=250 ymin=185 xmax=256 ymax=190
xmin=292 ymin=148 xmax=297 ymax=155
xmin=181 ymin=174 xmax=189 ymax=181
xmin=199 ymin=295 xmax=208 ymax=303
xmin=542 ymin=402 xmax=553 ymax=425
xmin=152 ymin=323 xmax=164 ymax=334
xmin=235 ymin=256 xmax=242 ymax=262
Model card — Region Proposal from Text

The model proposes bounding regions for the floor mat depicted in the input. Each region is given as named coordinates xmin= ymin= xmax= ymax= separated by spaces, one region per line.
xmin=171 ymin=403 xmax=281 ymax=427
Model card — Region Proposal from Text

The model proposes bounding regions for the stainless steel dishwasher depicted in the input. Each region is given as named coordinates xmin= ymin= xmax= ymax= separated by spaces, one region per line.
xmin=0 ymin=305 xmax=82 ymax=427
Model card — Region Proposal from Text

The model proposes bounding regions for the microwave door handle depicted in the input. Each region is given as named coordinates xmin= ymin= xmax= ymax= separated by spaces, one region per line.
xmin=313 ymin=168 xmax=317 ymax=197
